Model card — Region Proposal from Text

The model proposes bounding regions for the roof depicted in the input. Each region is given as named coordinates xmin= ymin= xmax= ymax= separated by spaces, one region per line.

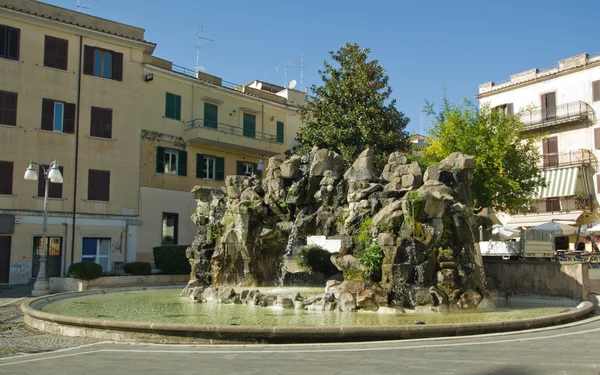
xmin=1 ymin=0 xmax=155 ymax=47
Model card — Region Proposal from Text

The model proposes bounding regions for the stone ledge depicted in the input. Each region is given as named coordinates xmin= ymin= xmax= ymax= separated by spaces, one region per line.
xmin=49 ymin=275 xmax=189 ymax=293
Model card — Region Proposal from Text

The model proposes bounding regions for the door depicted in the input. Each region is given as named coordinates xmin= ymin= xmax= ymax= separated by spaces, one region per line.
xmin=541 ymin=92 xmax=556 ymax=121
xmin=0 ymin=236 xmax=10 ymax=283
xmin=32 ymin=237 xmax=63 ymax=278
xmin=82 ymin=238 xmax=111 ymax=271
xmin=543 ymin=136 xmax=558 ymax=167
xmin=243 ymin=113 xmax=256 ymax=138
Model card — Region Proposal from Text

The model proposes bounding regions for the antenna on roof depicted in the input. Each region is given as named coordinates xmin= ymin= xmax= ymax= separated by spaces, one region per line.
xmin=195 ymin=25 xmax=215 ymax=73
xmin=76 ymin=0 xmax=98 ymax=13
xmin=289 ymin=53 xmax=316 ymax=91
xmin=420 ymin=105 xmax=424 ymax=136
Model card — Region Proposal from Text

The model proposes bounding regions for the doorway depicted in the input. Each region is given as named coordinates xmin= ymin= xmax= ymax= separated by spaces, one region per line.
xmin=0 ymin=236 xmax=10 ymax=283
xmin=32 ymin=237 xmax=63 ymax=278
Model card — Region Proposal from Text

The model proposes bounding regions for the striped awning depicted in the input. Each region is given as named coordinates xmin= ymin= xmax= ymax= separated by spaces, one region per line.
xmin=534 ymin=167 xmax=579 ymax=198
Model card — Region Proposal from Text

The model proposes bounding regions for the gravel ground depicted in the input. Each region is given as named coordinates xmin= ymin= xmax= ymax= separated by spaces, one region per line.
xmin=0 ymin=302 xmax=100 ymax=358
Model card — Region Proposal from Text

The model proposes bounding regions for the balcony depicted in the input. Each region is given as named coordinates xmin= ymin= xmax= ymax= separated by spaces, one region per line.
xmin=520 ymin=195 xmax=595 ymax=215
xmin=539 ymin=149 xmax=598 ymax=169
xmin=521 ymin=101 xmax=594 ymax=131
xmin=184 ymin=118 xmax=285 ymax=155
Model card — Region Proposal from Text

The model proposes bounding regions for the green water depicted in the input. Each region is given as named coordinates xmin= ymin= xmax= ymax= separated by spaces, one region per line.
xmin=42 ymin=288 xmax=572 ymax=327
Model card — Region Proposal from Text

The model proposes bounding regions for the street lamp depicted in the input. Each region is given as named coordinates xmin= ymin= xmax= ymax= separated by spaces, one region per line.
xmin=24 ymin=161 xmax=63 ymax=296
xmin=256 ymin=156 xmax=264 ymax=172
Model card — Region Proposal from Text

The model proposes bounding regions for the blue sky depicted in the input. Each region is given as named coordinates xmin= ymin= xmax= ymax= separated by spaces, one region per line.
xmin=46 ymin=0 xmax=600 ymax=134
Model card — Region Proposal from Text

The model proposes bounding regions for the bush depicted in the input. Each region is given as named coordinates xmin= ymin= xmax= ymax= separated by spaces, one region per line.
xmin=153 ymin=245 xmax=191 ymax=275
xmin=124 ymin=262 xmax=151 ymax=276
xmin=296 ymin=245 xmax=338 ymax=277
xmin=357 ymin=244 xmax=383 ymax=274
xmin=68 ymin=262 xmax=103 ymax=280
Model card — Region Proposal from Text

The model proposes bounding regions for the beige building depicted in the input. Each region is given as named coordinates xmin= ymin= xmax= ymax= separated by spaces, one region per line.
xmin=0 ymin=0 xmax=306 ymax=283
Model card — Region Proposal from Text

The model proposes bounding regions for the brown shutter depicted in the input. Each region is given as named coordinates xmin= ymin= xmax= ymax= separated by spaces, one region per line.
xmin=112 ymin=52 xmax=123 ymax=81
xmin=543 ymin=138 xmax=550 ymax=167
xmin=594 ymin=81 xmax=600 ymax=102
xmin=41 ymin=99 xmax=54 ymax=131
xmin=0 ymin=91 xmax=17 ymax=126
xmin=91 ymin=107 xmax=112 ymax=139
xmin=57 ymin=37 xmax=68 ymax=70
xmin=63 ymin=103 xmax=75 ymax=133
xmin=83 ymin=45 xmax=94 ymax=75
xmin=597 ymin=175 xmax=600 ymax=194
xmin=547 ymin=92 xmax=556 ymax=108
xmin=0 ymin=161 xmax=13 ymax=195
xmin=103 ymin=108 xmax=113 ymax=139
xmin=548 ymin=136 xmax=558 ymax=154
xmin=594 ymin=128 xmax=600 ymax=150
xmin=506 ymin=103 xmax=514 ymax=116
xmin=88 ymin=169 xmax=110 ymax=201
xmin=90 ymin=107 xmax=100 ymax=137
xmin=43 ymin=35 xmax=55 ymax=68
xmin=37 ymin=165 xmax=46 ymax=197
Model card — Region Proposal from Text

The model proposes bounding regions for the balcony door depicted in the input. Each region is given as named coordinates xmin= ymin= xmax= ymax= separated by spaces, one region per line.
xmin=243 ymin=113 xmax=256 ymax=138
xmin=541 ymin=92 xmax=556 ymax=121
xmin=543 ymin=136 xmax=558 ymax=167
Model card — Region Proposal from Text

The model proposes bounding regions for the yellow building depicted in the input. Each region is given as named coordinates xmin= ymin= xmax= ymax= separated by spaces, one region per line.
xmin=0 ymin=0 xmax=306 ymax=283
xmin=0 ymin=0 xmax=155 ymax=283
xmin=134 ymin=61 xmax=305 ymax=263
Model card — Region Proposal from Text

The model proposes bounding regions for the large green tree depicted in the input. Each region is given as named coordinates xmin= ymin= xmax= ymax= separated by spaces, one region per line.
xmin=294 ymin=42 xmax=410 ymax=170
xmin=424 ymin=99 xmax=543 ymax=213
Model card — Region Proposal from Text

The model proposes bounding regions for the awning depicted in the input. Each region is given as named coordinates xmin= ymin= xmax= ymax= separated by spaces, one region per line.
xmin=534 ymin=167 xmax=579 ymax=198
xmin=502 ymin=212 xmax=582 ymax=228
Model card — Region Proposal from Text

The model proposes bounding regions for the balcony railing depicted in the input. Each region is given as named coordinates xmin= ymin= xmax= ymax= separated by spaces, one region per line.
xmin=539 ymin=149 xmax=598 ymax=169
xmin=521 ymin=101 xmax=594 ymax=130
xmin=186 ymin=118 xmax=279 ymax=143
xmin=519 ymin=195 xmax=595 ymax=214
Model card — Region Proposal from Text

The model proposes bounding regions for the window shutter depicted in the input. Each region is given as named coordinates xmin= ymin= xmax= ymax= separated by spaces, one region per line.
xmin=7 ymin=27 xmax=19 ymax=60
xmin=103 ymin=108 xmax=113 ymax=139
xmin=165 ymin=93 xmax=172 ymax=118
xmin=41 ymin=99 xmax=54 ymax=131
xmin=57 ymin=37 xmax=68 ymax=70
xmin=1 ymin=91 xmax=17 ymax=126
xmin=548 ymin=136 xmax=558 ymax=154
xmin=63 ymin=103 xmax=75 ymax=133
xmin=83 ymin=45 xmax=94 ymax=75
xmin=236 ymin=161 xmax=243 ymax=175
xmin=88 ymin=170 xmax=110 ymax=201
xmin=597 ymin=175 xmax=600 ymax=194
xmin=215 ymin=157 xmax=225 ymax=181
xmin=0 ymin=161 xmax=13 ymax=195
xmin=177 ymin=150 xmax=187 ymax=176
xmin=156 ymin=147 xmax=165 ymax=173
xmin=175 ymin=95 xmax=181 ymax=120
xmin=43 ymin=35 xmax=55 ymax=68
xmin=196 ymin=154 xmax=205 ymax=178
xmin=37 ymin=165 xmax=62 ymax=198
xmin=506 ymin=103 xmax=514 ymax=116
xmin=594 ymin=81 xmax=600 ymax=102
xmin=204 ymin=103 xmax=218 ymax=128
xmin=48 ymin=166 xmax=63 ymax=198
xmin=276 ymin=121 xmax=284 ymax=143
xmin=0 ymin=27 xmax=5 ymax=58
xmin=595 ymin=128 xmax=600 ymax=150
xmin=112 ymin=52 xmax=123 ymax=81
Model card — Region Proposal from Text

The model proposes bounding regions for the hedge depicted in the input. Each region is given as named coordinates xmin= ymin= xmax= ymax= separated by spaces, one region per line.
xmin=124 ymin=262 xmax=152 ymax=276
xmin=68 ymin=262 xmax=103 ymax=280
xmin=296 ymin=244 xmax=338 ymax=277
xmin=153 ymin=245 xmax=191 ymax=275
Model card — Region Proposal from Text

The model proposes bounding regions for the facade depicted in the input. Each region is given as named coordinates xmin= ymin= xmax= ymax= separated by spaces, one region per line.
xmin=476 ymin=53 xmax=600 ymax=230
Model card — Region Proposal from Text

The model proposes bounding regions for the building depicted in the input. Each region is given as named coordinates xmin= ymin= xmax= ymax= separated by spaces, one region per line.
xmin=0 ymin=0 xmax=306 ymax=283
xmin=134 ymin=62 xmax=305 ymax=263
xmin=476 ymin=53 xmax=600 ymax=230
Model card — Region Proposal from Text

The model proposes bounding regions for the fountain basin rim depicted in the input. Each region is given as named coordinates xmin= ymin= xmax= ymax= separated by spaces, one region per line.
xmin=22 ymin=287 xmax=595 ymax=344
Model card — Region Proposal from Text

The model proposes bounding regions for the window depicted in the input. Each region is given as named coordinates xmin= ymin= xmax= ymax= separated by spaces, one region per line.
xmin=204 ymin=102 xmax=218 ymax=128
xmin=541 ymin=92 xmax=556 ymax=120
xmin=493 ymin=103 xmax=513 ymax=116
xmin=165 ymin=93 xmax=181 ymax=120
xmin=37 ymin=164 xmax=64 ymax=198
xmin=276 ymin=121 xmax=284 ymax=143
xmin=44 ymin=35 xmax=68 ymax=70
xmin=546 ymin=198 xmax=560 ymax=212
xmin=82 ymin=238 xmax=111 ymax=271
xmin=236 ymin=161 xmax=255 ymax=177
xmin=594 ymin=81 xmax=600 ymax=102
xmin=0 ymin=90 xmax=17 ymax=126
xmin=595 ymin=128 xmax=600 ymax=150
xmin=0 ymin=161 xmax=13 ymax=195
xmin=162 ymin=213 xmax=178 ymax=245
xmin=87 ymin=169 xmax=110 ymax=201
xmin=41 ymin=99 xmax=75 ymax=133
xmin=0 ymin=24 xmax=20 ymax=61
xmin=32 ymin=237 xmax=62 ymax=278
xmin=83 ymin=45 xmax=123 ymax=81
xmin=243 ymin=113 xmax=256 ymax=138
xmin=196 ymin=154 xmax=224 ymax=180
xmin=155 ymin=147 xmax=187 ymax=176
xmin=90 ymin=107 xmax=112 ymax=139
xmin=542 ymin=136 xmax=558 ymax=167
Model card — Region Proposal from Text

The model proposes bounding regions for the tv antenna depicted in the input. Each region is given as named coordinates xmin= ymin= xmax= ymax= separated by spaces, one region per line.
xmin=195 ymin=25 xmax=215 ymax=73
xmin=289 ymin=53 xmax=315 ymax=91
xmin=76 ymin=0 xmax=98 ymax=13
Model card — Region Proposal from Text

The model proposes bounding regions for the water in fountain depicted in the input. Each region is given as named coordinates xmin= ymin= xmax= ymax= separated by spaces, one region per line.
xmin=278 ymin=208 xmax=307 ymax=285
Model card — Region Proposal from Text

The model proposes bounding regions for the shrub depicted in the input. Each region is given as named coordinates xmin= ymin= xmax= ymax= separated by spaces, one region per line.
xmin=68 ymin=262 xmax=103 ymax=280
xmin=357 ymin=244 xmax=383 ymax=274
xmin=124 ymin=262 xmax=152 ymax=276
xmin=153 ymin=245 xmax=191 ymax=275
xmin=296 ymin=244 xmax=338 ymax=276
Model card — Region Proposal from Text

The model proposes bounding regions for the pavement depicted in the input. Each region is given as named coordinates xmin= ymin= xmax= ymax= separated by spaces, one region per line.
xmin=0 ymin=283 xmax=32 ymax=307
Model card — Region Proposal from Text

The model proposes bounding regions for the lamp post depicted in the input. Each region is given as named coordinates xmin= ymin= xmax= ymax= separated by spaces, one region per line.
xmin=256 ymin=156 xmax=264 ymax=178
xmin=24 ymin=161 xmax=63 ymax=297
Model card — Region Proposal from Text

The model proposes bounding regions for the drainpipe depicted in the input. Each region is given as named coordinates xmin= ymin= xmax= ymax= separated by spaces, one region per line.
xmin=261 ymin=103 xmax=264 ymax=139
xmin=62 ymin=222 xmax=68 ymax=276
xmin=70 ymin=35 xmax=83 ymax=266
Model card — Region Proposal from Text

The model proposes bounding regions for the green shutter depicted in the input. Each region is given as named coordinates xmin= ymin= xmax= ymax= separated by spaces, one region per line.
xmin=196 ymin=154 xmax=205 ymax=178
xmin=175 ymin=94 xmax=181 ymax=120
xmin=177 ymin=150 xmax=187 ymax=176
xmin=204 ymin=102 xmax=218 ymax=129
xmin=165 ymin=93 xmax=181 ymax=120
xmin=165 ymin=93 xmax=172 ymax=119
xmin=156 ymin=146 xmax=165 ymax=173
xmin=216 ymin=157 xmax=225 ymax=181
xmin=276 ymin=121 xmax=284 ymax=143
xmin=243 ymin=113 xmax=256 ymax=138
xmin=236 ymin=161 xmax=243 ymax=175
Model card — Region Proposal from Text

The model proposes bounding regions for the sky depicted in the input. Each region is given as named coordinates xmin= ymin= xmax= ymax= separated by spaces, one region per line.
xmin=45 ymin=0 xmax=600 ymax=135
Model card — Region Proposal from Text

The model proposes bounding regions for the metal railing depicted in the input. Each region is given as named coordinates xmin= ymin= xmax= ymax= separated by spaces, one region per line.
xmin=521 ymin=101 xmax=594 ymax=130
xmin=171 ymin=64 xmax=242 ymax=90
xmin=186 ymin=118 xmax=279 ymax=143
xmin=539 ymin=149 xmax=598 ymax=169
xmin=520 ymin=195 xmax=596 ymax=214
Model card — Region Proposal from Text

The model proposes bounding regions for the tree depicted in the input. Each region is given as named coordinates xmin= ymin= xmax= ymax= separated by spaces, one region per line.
xmin=294 ymin=42 xmax=410 ymax=170
xmin=424 ymin=98 xmax=543 ymax=213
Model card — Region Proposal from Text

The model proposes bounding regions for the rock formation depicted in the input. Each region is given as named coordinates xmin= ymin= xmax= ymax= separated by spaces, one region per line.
xmin=185 ymin=148 xmax=488 ymax=311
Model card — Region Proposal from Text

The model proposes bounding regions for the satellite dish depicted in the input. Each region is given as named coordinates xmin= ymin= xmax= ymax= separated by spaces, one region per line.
xmin=256 ymin=82 xmax=263 ymax=90
xmin=289 ymin=80 xmax=297 ymax=89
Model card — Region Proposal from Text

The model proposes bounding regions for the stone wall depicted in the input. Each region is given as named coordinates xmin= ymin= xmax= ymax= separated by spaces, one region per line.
xmin=483 ymin=260 xmax=589 ymax=300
